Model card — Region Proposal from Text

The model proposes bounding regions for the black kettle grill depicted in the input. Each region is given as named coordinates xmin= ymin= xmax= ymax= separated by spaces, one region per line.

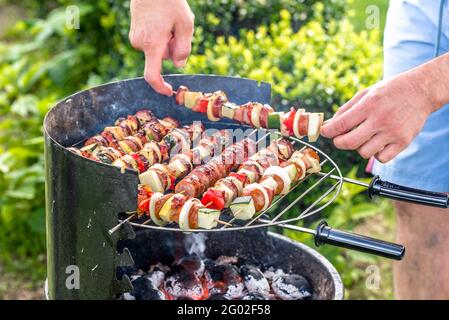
xmin=44 ymin=75 xmax=448 ymax=300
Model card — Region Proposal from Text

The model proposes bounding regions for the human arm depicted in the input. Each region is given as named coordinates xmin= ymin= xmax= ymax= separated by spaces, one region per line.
xmin=320 ymin=52 xmax=449 ymax=163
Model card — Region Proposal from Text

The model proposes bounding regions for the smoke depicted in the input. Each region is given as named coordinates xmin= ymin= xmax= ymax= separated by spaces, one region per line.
xmin=184 ymin=233 xmax=207 ymax=257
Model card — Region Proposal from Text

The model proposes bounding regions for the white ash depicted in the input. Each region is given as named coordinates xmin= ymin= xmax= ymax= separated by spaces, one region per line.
xmin=271 ymin=274 xmax=312 ymax=300
xmin=123 ymin=292 xmax=136 ymax=300
xmin=130 ymin=275 xmax=141 ymax=281
xmin=240 ymin=265 xmax=270 ymax=297
xmin=224 ymin=282 xmax=245 ymax=299
xmin=149 ymin=262 xmax=170 ymax=274
xmin=263 ymin=267 xmax=285 ymax=280
xmin=164 ymin=274 xmax=204 ymax=299
xmin=146 ymin=270 xmax=165 ymax=288
xmin=215 ymin=256 xmax=239 ymax=266
xmin=243 ymin=275 xmax=270 ymax=296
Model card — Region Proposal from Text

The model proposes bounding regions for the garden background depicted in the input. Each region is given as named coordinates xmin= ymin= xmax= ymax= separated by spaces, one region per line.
xmin=0 ymin=0 xmax=392 ymax=299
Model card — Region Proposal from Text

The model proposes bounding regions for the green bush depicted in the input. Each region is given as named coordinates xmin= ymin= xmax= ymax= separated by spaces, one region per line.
xmin=0 ymin=0 xmax=384 ymax=295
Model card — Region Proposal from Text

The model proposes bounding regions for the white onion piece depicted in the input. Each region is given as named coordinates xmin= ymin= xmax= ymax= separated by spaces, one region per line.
xmin=139 ymin=169 xmax=164 ymax=193
xmin=307 ymin=113 xmax=323 ymax=142
xmin=178 ymin=198 xmax=199 ymax=230
xmin=207 ymin=97 xmax=220 ymax=122
xmin=149 ymin=192 xmax=167 ymax=226
xmin=264 ymin=166 xmax=291 ymax=194
xmin=250 ymin=103 xmax=263 ymax=128
xmin=228 ymin=176 xmax=244 ymax=194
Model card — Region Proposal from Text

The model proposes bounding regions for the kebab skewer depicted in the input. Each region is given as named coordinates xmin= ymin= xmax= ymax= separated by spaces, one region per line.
xmin=174 ymin=86 xmax=324 ymax=142
xmin=68 ymin=112 xmax=204 ymax=173
xmin=199 ymin=138 xmax=295 ymax=211
xmin=230 ymin=148 xmax=321 ymax=220
xmin=136 ymin=143 xmax=321 ymax=230
xmin=111 ymin=122 xmax=203 ymax=173
xmin=67 ymin=109 xmax=180 ymax=161
xmin=174 ymin=138 xmax=257 ymax=198
xmin=136 ymin=138 xmax=256 ymax=228
xmin=138 ymin=129 xmax=234 ymax=193
xmin=138 ymin=138 xmax=292 ymax=230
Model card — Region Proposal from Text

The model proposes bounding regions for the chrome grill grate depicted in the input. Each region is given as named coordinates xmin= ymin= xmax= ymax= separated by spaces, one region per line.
xmin=112 ymin=128 xmax=343 ymax=233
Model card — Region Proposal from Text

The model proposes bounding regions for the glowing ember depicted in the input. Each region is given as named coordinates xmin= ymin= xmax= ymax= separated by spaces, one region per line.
xmin=119 ymin=254 xmax=313 ymax=300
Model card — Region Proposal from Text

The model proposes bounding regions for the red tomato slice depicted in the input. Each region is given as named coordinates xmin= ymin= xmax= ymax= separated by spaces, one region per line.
xmin=195 ymin=98 xmax=209 ymax=113
xmin=229 ymin=172 xmax=248 ymax=185
xmin=168 ymin=175 xmax=176 ymax=190
xmin=201 ymin=189 xmax=225 ymax=210
xmin=138 ymin=198 xmax=151 ymax=214
xmin=283 ymin=107 xmax=296 ymax=135
xmin=131 ymin=153 xmax=146 ymax=173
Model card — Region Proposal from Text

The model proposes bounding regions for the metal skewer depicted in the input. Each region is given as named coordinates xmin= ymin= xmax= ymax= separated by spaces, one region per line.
xmin=109 ymin=214 xmax=135 ymax=235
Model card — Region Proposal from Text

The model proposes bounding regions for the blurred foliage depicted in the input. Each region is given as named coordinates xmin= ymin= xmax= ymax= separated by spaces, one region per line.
xmin=0 ymin=0 xmax=390 ymax=298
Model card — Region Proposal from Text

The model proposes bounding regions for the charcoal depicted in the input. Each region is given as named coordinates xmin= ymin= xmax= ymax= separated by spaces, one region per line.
xmin=204 ymin=263 xmax=244 ymax=299
xmin=165 ymin=270 xmax=206 ymax=300
xmin=208 ymin=293 xmax=230 ymax=300
xmin=263 ymin=267 xmax=284 ymax=279
xmin=116 ymin=266 xmax=139 ymax=280
xmin=204 ymin=258 xmax=216 ymax=269
xmin=222 ymin=264 xmax=243 ymax=285
xmin=239 ymin=264 xmax=270 ymax=297
xmin=271 ymin=274 xmax=313 ymax=300
xmin=215 ymin=255 xmax=239 ymax=266
xmin=129 ymin=277 xmax=165 ymax=300
xmin=174 ymin=253 xmax=205 ymax=277
xmin=205 ymin=264 xmax=225 ymax=282
xmin=145 ymin=270 xmax=165 ymax=288
xmin=222 ymin=265 xmax=245 ymax=299
xmin=122 ymin=292 xmax=136 ymax=300
xmin=242 ymin=292 xmax=268 ymax=300
xmin=149 ymin=262 xmax=171 ymax=274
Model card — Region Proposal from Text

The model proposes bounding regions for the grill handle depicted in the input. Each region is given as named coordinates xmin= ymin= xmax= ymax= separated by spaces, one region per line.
xmin=368 ymin=176 xmax=449 ymax=208
xmin=314 ymin=221 xmax=405 ymax=260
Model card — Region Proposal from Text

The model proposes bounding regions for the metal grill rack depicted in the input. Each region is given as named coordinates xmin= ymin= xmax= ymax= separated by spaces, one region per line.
xmin=112 ymin=128 xmax=344 ymax=234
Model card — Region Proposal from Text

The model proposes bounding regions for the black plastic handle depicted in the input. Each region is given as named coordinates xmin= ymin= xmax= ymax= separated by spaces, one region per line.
xmin=368 ymin=176 xmax=449 ymax=208
xmin=314 ymin=221 xmax=405 ymax=260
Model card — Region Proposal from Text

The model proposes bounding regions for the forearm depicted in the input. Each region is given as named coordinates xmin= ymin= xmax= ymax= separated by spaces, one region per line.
xmin=410 ymin=52 xmax=449 ymax=113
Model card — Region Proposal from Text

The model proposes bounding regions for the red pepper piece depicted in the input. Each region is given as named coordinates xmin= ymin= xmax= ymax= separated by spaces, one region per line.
xmin=131 ymin=153 xmax=146 ymax=173
xmin=229 ymin=172 xmax=249 ymax=185
xmin=195 ymin=97 xmax=209 ymax=113
xmin=201 ymin=188 xmax=225 ymax=210
xmin=138 ymin=198 xmax=151 ymax=214
xmin=283 ymin=107 xmax=296 ymax=135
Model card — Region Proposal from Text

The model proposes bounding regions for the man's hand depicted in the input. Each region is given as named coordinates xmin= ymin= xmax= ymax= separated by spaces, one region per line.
xmin=321 ymin=53 xmax=449 ymax=163
xmin=129 ymin=0 xmax=194 ymax=96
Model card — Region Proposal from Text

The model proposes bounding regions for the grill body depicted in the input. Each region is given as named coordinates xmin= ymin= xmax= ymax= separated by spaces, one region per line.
xmin=43 ymin=75 xmax=342 ymax=300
